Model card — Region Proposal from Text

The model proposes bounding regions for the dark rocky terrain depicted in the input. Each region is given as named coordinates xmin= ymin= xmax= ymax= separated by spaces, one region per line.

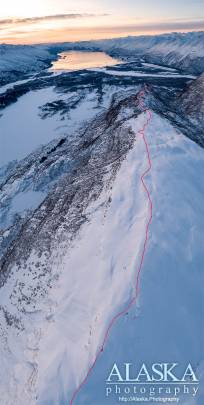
xmin=0 ymin=36 xmax=203 ymax=404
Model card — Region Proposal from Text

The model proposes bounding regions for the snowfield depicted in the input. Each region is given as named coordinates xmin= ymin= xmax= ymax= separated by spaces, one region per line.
xmin=39 ymin=113 xmax=204 ymax=405
xmin=0 ymin=109 xmax=204 ymax=404
xmin=0 ymin=86 xmax=102 ymax=167
xmin=0 ymin=34 xmax=204 ymax=404
xmin=90 ymin=67 xmax=195 ymax=79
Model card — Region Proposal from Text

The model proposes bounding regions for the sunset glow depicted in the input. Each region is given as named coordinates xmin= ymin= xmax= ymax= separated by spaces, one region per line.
xmin=0 ymin=0 xmax=203 ymax=44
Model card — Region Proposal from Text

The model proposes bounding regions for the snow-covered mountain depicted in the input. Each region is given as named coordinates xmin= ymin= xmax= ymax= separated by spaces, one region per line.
xmin=0 ymin=44 xmax=55 ymax=85
xmin=0 ymin=76 xmax=204 ymax=404
xmin=0 ymin=31 xmax=204 ymax=87
xmin=178 ymin=73 xmax=204 ymax=121
xmin=64 ymin=31 xmax=204 ymax=75
xmin=0 ymin=34 xmax=204 ymax=405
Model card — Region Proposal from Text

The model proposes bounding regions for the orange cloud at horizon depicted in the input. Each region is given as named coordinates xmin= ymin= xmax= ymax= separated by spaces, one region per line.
xmin=1 ymin=17 xmax=204 ymax=44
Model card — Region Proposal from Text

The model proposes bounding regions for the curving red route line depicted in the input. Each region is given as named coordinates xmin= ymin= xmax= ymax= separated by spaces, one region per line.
xmin=70 ymin=88 xmax=153 ymax=405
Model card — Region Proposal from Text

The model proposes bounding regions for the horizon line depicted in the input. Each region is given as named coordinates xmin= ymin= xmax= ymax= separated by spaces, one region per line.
xmin=0 ymin=29 xmax=203 ymax=46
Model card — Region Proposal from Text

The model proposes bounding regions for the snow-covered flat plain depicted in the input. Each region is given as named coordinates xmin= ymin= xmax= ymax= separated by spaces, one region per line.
xmin=0 ymin=77 xmax=35 ymax=95
xmin=0 ymin=87 xmax=101 ymax=168
xmin=0 ymin=88 xmax=63 ymax=166
xmin=90 ymin=67 xmax=195 ymax=79
xmin=142 ymin=62 xmax=177 ymax=72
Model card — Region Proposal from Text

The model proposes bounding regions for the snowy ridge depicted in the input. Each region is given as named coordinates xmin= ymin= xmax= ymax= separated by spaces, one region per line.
xmin=0 ymin=37 xmax=204 ymax=403
xmin=0 ymin=109 xmax=152 ymax=404
xmin=178 ymin=73 xmax=204 ymax=121
xmin=0 ymin=92 xmax=204 ymax=404
xmin=70 ymin=90 xmax=153 ymax=404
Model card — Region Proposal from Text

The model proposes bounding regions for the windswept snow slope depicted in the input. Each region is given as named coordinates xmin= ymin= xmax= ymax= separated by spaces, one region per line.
xmin=0 ymin=108 xmax=203 ymax=404
xmin=70 ymin=113 xmax=204 ymax=405
xmin=40 ymin=113 xmax=204 ymax=405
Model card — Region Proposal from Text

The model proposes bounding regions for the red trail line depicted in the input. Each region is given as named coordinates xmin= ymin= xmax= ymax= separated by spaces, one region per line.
xmin=70 ymin=89 xmax=153 ymax=405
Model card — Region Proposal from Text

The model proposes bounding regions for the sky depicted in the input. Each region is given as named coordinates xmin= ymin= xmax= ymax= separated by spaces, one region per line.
xmin=0 ymin=0 xmax=204 ymax=44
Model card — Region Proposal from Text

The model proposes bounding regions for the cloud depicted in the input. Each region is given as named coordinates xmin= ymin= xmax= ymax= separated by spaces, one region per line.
xmin=0 ymin=13 xmax=108 ymax=26
xmin=1 ymin=14 xmax=203 ymax=44
xmin=90 ymin=19 xmax=204 ymax=34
